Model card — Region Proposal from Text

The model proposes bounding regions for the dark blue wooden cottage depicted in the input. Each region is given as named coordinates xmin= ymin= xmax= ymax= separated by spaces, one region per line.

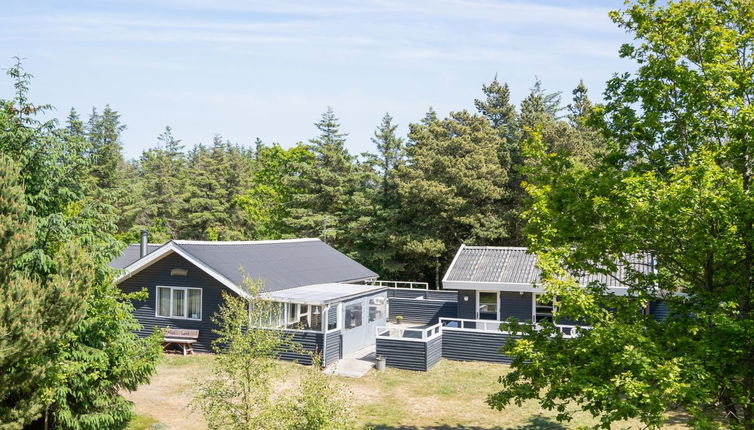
xmin=111 ymin=235 xmax=384 ymax=365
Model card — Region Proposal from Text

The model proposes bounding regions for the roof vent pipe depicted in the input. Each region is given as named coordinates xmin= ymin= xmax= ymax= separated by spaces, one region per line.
xmin=140 ymin=229 xmax=148 ymax=259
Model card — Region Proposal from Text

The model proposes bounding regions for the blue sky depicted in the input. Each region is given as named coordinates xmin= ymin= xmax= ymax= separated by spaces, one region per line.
xmin=2 ymin=0 xmax=633 ymax=159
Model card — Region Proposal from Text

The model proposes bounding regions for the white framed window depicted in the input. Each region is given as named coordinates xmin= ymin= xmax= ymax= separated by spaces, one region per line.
xmin=533 ymin=293 xmax=555 ymax=323
xmin=477 ymin=291 xmax=499 ymax=320
xmin=368 ymin=296 xmax=386 ymax=322
xmin=284 ymin=303 xmax=323 ymax=331
xmin=344 ymin=302 xmax=363 ymax=329
xmin=156 ymin=286 xmax=202 ymax=320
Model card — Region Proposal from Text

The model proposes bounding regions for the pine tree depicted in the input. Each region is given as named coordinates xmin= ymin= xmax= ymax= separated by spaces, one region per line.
xmin=371 ymin=113 xmax=404 ymax=206
xmin=128 ymin=126 xmax=187 ymax=242
xmin=396 ymin=110 xmax=510 ymax=285
xmin=474 ymin=76 xmax=517 ymax=134
xmin=567 ymin=79 xmax=593 ymax=126
xmin=286 ymin=107 xmax=357 ymax=243
xmin=86 ymin=105 xmax=127 ymax=190
xmin=519 ymin=78 xmax=563 ymax=126
xmin=0 ymin=155 xmax=93 ymax=429
xmin=0 ymin=60 xmax=161 ymax=429
xmin=181 ymin=137 xmax=252 ymax=240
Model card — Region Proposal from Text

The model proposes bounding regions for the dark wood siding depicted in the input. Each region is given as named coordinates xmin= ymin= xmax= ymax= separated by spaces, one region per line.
xmin=118 ymin=252 xmax=233 ymax=353
xmin=426 ymin=336 xmax=442 ymax=369
xmin=457 ymin=290 xmax=476 ymax=319
xmin=279 ymin=331 xmax=323 ymax=365
xmin=324 ymin=331 xmax=341 ymax=366
xmin=649 ymin=301 xmax=669 ymax=322
xmin=388 ymin=298 xmax=457 ymax=325
xmin=426 ymin=290 xmax=458 ymax=301
xmin=500 ymin=292 xmax=532 ymax=322
xmin=389 ymin=289 xmax=426 ymax=299
xmin=441 ymin=329 xmax=516 ymax=363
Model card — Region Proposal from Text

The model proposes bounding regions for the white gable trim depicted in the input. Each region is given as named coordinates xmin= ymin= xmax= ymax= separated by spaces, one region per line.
xmin=441 ymin=243 xmax=466 ymax=286
xmin=115 ymin=242 xmax=249 ymax=298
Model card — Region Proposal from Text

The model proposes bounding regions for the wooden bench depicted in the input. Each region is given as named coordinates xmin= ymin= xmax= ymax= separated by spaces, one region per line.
xmin=164 ymin=329 xmax=199 ymax=356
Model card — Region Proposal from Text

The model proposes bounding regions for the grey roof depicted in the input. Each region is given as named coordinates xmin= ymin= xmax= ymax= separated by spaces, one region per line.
xmin=112 ymin=239 xmax=378 ymax=292
xmin=110 ymin=244 xmax=161 ymax=269
xmin=444 ymin=246 xmax=653 ymax=288
xmin=265 ymin=283 xmax=387 ymax=305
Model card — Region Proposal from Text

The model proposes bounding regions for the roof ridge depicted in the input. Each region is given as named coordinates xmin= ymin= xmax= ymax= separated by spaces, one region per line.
xmin=462 ymin=246 xmax=531 ymax=251
xmin=172 ymin=238 xmax=321 ymax=245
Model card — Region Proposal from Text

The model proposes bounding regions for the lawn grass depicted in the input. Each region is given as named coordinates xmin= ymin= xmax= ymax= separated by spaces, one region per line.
xmin=125 ymin=354 xmax=690 ymax=429
xmin=126 ymin=413 xmax=159 ymax=430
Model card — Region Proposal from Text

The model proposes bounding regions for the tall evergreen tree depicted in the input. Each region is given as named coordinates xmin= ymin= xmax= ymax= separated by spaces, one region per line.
xmin=396 ymin=110 xmax=510 ymax=285
xmin=0 ymin=60 xmax=161 ymax=429
xmin=371 ymin=113 xmax=405 ymax=206
xmin=0 ymin=154 xmax=95 ymax=429
xmin=286 ymin=107 xmax=358 ymax=243
xmin=181 ymin=137 xmax=252 ymax=240
xmin=127 ymin=126 xmax=187 ymax=242
xmin=474 ymin=76 xmax=517 ymax=136
xmin=86 ymin=105 xmax=127 ymax=190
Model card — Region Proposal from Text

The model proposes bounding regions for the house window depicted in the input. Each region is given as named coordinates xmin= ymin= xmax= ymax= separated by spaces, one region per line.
xmin=254 ymin=301 xmax=285 ymax=328
xmin=284 ymin=303 xmax=322 ymax=331
xmin=327 ymin=305 xmax=339 ymax=331
xmin=478 ymin=292 xmax=498 ymax=320
xmin=368 ymin=297 xmax=386 ymax=322
xmin=345 ymin=302 xmax=363 ymax=329
xmin=534 ymin=294 xmax=555 ymax=323
xmin=156 ymin=286 xmax=202 ymax=320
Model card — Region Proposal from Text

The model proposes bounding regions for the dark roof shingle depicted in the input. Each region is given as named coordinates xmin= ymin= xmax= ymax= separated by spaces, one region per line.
xmin=111 ymin=239 xmax=378 ymax=292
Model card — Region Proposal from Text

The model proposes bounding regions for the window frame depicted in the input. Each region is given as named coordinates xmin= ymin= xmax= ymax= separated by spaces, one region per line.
xmin=532 ymin=293 xmax=556 ymax=323
xmin=155 ymin=286 xmax=202 ymax=321
xmin=476 ymin=291 xmax=500 ymax=321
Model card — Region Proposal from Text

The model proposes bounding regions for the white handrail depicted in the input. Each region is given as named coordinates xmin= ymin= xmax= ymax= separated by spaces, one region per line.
xmin=438 ymin=317 xmax=587 ymax=338
xmin=373 ymin=280 xmax=430 ymax=290
xmin=376 ymin=322 xmax=442 ymax=341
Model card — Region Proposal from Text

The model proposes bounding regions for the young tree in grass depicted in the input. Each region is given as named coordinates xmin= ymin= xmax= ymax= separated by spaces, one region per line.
xmin=193 ymin=279 xmax=356 ymax=430
xmin=288 ymin=355 xmax=356 ymax=430
xmin=489 ymin=1 xmax=754 ymax=429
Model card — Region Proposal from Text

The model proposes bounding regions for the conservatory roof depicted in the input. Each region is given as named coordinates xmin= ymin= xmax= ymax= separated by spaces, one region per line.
xmin=264 ymin=283 xmax=387 ymax=305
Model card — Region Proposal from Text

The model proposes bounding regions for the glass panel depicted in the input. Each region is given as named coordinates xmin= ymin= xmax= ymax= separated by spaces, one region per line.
xmin=535 ymin=294 xmax=555 ymax=323
xmin=287 ymin=303 xmax=297 ymax=324
xmin=188 ymin=289 xmax=201 ymax=320
xmin=172 ymin=289 xmax=186 ymax=318
xmin=309 ymin=305 xmax=322 ymax=331
xmin=368 ymin=297 xmax=386 ymax=322
xmin=157 ymin=287 xmax=171 ymax=317
xmin=274 ymin=302 xmax=285 ymax=328
xmin=298 ymin=304 xmax=309 ymax=327
xmin=345 ymin=302 xmax=363 ymax=329
xmin=327 ymin=306 xmax=338 ymax=330
xmin=479 ymin=292 xmax=498 ymax=320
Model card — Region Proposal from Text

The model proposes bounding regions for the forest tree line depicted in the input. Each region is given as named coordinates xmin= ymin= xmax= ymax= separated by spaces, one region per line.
xmin=77 ymin=77 xmax=604 ymax=286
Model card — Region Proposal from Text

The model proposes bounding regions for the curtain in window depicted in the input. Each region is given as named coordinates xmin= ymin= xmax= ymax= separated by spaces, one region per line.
xmin=157 ymin=287 xmax=171 ymax=317
xmin=188 ymin=289 xmax=201 ymax=319
xmin=172 ymin=289 xmax=186 ymax=317
xmin=310 ymin=306 xmax=322 ymax=331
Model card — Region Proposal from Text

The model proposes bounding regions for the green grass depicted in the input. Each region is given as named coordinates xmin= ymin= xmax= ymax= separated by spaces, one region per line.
xmin=126 ymin=414 xmax=159 ymax=430
xmin=127 ymin=354 xmax=690 ymax=430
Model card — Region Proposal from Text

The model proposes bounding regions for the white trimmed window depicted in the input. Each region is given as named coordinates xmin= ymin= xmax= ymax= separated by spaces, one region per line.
xmin=284 ymin=303 xmax=322 ymax=331
xmin=533 ymin=293 xmax=555 ymax=323
xmin=156 ymin=286 xmax=202 ymax=320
